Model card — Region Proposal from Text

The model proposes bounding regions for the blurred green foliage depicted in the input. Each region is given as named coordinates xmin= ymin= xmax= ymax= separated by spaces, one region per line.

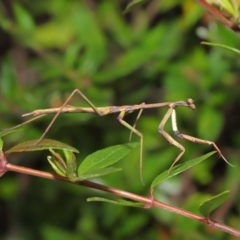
xmin=0 ymin=0 xmax=240 ymax=239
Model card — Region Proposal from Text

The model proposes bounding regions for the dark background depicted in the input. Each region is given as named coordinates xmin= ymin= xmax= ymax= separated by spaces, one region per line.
xmin=0 ymin=0 xmax=240 ymax=239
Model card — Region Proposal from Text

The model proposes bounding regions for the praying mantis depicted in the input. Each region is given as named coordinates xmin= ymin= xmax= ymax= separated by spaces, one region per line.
xmin=6 ymin=89 xmax=233 ymax=183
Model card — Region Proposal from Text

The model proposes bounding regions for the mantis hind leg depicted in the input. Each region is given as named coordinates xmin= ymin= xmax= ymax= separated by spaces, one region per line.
xmin=1 ymin=114 xmax=46 ymax=131
xmin=2 ymin=89 xmax=101 ymax=145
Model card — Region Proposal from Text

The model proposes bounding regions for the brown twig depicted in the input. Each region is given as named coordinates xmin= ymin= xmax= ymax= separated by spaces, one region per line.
xmin=195 ymin=0 xmax=240 ymax=34
xmin=3 ymin=161 xmax=240 ymax=237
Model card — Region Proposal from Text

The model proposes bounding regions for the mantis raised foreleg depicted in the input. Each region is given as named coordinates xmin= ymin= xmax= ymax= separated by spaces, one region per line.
xmin=158 ymin=99 xmax=234 ymax=173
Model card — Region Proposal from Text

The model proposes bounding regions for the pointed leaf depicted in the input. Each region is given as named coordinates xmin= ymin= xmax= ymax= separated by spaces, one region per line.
xmin=0 ymin=54 xmax=17 ymax=99
xmin=123 ymin=0 xmax=150 ymax=14
xmin=87 ymin=197 xmax=143 ymax=208
xmin=5 ymin=139 xmax=79 ymax=154
xmin=0 ymin=129 xmax=22 ymax=138
xmin=151 ymin=152 xmax=216 ymax=188
xmin=47 ymin=156 xmax=66 ymax=177
xmin=72 ymin=167 xmax=121 ymax=181
xmin=201 ymin=42 xmax=240 ymax=55
xmin=13 ymin=3 xmax=35 ymax=32
xmin=199 ymin=191 xmax=230 ymax=218
xmin=78 ymin=142 xmax=139 ymax=175
xmin=64 ymin=150 xmax=77 ymax=178
xmin=49 ymin=149 xmax=67 ymax=172
xmin=47 ymin=149 xmax=67 ymax=176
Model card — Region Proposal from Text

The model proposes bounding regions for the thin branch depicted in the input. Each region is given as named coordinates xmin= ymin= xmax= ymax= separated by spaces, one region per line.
xmin=195 ymin=0 xmax=240 ymax=34
xmin=4 ymin=162 xmax=240 ymax=237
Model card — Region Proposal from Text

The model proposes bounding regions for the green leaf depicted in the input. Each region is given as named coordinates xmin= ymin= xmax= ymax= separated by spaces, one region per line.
xmin=199 ymin=191 xmax=230 ymax=218
xmin=13 ymin=3 xmax=35 ymax=32
xmin=0 ymin=138 xmax=3 ymax=150
xmin=123 ymin=0 xmax=150 ymax=14
xmin=64 ymin=150 xmax=77 ymax=178
xmin=201 ymin=42 xmax=240 ymax=55
xmin=33 ymin=20 xmax=74 ymax=48
xmin=77 ymin=142 xmax=139 ymax=175
xmin=151 ymin=152 xmax=216 ymax=188
xmin=72 ymin=167 xmax=121 ymax=181
xmin=72 ymin=4 xmax=106 ymax=74
xmin=0 ymin=129 xmax=22 ymax=138
xmin=94 ymin=23 xmax=168 ymax=83
xmin=47 ymin=149 xmax=67 ymax=177
xmin=217 ymin=0 xmax=236 ymax=17
xmin=87 ymin=197 xmax=144 ymax=208
xmin=197 ymin=107 xmax=223 ymax=140
xmin=47 ymin=156 xmax=66 ymax=177
xmin=5 ymin=139 xmax=79 ymax=155
xmin=0 ymin=54 xmax=17 ymax=99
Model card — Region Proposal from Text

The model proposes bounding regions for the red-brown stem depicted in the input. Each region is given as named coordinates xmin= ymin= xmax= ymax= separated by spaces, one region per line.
xmin=5 ymin=163 xmax=240 ymax=237
xmin=195 ymin=0 xmax=240 ymax=33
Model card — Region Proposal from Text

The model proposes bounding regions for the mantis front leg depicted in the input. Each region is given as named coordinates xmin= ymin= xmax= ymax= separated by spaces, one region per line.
xmin=158 ymin=107 xmax=234 ymax=173
xmin=171 ymin=109 xmax=234 ymax=167
xmin=158 ymin=107 xmax=186 ymax=173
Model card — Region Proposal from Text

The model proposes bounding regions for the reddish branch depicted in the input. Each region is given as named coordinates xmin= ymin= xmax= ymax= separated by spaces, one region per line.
xmin=1 ymin=156 xmax=239 ymax=237
xmin=195 ymin=0 xmax=240 ymax=33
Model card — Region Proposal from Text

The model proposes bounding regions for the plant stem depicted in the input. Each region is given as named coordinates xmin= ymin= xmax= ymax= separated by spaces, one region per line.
xmin=195 ymin=0 xmax=240 ymax=33
xmin=4 ymin=162 xmax=240 ymax=237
